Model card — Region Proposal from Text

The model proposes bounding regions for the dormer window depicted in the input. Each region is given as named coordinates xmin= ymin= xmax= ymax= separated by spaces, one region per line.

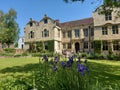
xmin=105 ymin=12 xmax=112 ymax=21
xmin=44 ymin=19 xmax=48 ymax=24
xmin=30 ymin=22 xmax=33 ymax=27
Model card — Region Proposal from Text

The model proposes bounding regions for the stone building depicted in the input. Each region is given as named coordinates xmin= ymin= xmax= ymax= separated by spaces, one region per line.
xmin=93 ymin=7 xmax=120 ymax=55
xmin=24 ymin=9 xmax=120 ymax=55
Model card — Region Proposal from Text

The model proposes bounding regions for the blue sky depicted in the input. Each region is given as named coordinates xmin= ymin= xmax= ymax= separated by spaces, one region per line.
xmin=0 ymin=0 xmax=102 ymax=37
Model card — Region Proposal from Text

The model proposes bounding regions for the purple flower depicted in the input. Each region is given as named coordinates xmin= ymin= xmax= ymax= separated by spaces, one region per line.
xmin=53 ymin=65 xmax=57 ymax=71
xmin=68 ymin=56 xmax=74 ymax=63
xmin=43 ymin=55 xmax=48 ymax=62
xmin=78 ymin=64 xmax=86 ymax=76
xmin=54 ymin=56 xmax=60 ymax=63
xmin=66 ymin=56 xmax=74 ymax=67
xmin=78 ymin=64 xmax=85 ymax=72
xmin=61 ymin=62 xmax=66 ymax=68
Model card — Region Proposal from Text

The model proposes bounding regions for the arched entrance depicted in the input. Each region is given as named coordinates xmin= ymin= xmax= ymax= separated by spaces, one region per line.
xmin=75 ymin=42 xmax=80 ymax=53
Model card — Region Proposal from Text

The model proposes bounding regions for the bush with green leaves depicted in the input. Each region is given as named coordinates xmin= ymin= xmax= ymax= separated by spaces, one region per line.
xmin=4 ymin=48 xmax=16 ymax=53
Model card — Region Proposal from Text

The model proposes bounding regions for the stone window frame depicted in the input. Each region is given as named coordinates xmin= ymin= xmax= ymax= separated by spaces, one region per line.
xmin=29 ymin=31 xmax=34 ymax=39
xmin=102 ymin=41 xmax=108 ymax=50
xmin=42 ymin=29 xmax=49 ymax=37
xmin=30 ymin=22 xmax=33 ymax=27
xmin=84 ymin=42 xmax=88 ymax=49
xmin=44 ymin=19 xmax=48 ymax=24
xmin=84 ymin=28 xmax=88 ymax=37
xmin=102 ymin=26 xmax=108 ymax=35
xmin=63 ymin=43 xmax=66 ymax=49
xmin=112 ymin=25 xmax=119 ymax=34
xmin=105 ymin=12 xmax=112 ymax=21
xmin=113 ymin=40 xmax=119 ymax=51
xmin=68 ymin=30 xmax=72 ymax=38
xmin=75 ymin=29 xmax=80 ymax=38
xmin=68 ymin=43 xmax=71 ymax=49
xmin=91 ymin=28 xmax=94 ymax=36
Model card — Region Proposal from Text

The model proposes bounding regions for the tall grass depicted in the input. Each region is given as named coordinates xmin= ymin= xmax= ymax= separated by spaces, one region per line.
xmin=0 ymin=57 xmax=120 ymax=89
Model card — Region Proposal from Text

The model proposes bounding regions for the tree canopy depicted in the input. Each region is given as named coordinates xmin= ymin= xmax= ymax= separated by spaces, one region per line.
xmin=0 ymin=9 xmax=19 ymax=48
xmin=64 ymin=0 xmax=120 ymax=15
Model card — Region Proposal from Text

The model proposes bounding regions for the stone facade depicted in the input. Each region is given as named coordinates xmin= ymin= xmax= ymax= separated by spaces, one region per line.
xmin=24 ymin=9 xmax=120 ymax=55
xmin=93 ymin=7 xmax=120 ymax=55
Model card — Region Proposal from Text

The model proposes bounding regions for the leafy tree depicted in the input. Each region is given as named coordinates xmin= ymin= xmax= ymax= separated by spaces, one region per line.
xmin=0 ymin=8 xmax=20 ymax=48
xmin=64 ymin=0 xmax=120 ymax=15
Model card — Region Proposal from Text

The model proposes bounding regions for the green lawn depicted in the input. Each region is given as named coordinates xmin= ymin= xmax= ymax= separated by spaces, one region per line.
xmin=0 ymin=57 xmax=120 ymax=89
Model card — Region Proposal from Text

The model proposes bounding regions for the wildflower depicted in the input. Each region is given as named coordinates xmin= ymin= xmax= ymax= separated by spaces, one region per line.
xmin=66 ymin=56 xmax=74 ymax=67
xmin=53 ymin=65 xmax=57 ymax=71
xmin=61 ymin=62 xmax=66 ymax=68
xmin=78 ymin=64 xmax=85 ymax=76
xmin=43 ymin=54 xmax=48 ymax=62
xmin=54 ymin=56 xmax=60 ymax=63
xmin=68 ymin=56 xmax=74 ymax=64
xmin=66 ymin=60 xmax=72 ymax=67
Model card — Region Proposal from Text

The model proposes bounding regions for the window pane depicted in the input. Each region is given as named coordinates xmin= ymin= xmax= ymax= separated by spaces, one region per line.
xmin=68 ymin=31 xmax=72 ymax=38
xmin=75 ymin=29 xmax=80 ymax=38
xmin=91 ymin=28 xmax=94 ymax=36
xmin=84 ymin=42 xmax=88 ymax=49
xmin=68 ymin=43 xmax=71 ymax=49
xmin=103 ymin=41 xmax=108 ymax=50
xmin=44 ymin=19 xmax=48 ymax=24
xmin=84 ymin=29 xmax=88 ymax=37
xmin=105 ymin=12 xmax=112 ymax=21
xmin=102 ymin=27 xmax=108 ymax=35
xmin=112 ymin=25 xmax=118 ymax=34
xmin=63 ymin=44 xmax=66 ymax=49
xmin=113 ymin=41 xmax=119 ymax=50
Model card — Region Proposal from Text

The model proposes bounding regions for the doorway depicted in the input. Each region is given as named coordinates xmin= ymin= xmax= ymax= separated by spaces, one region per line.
xmin=75 ymin=42 xmax=80 ymax=53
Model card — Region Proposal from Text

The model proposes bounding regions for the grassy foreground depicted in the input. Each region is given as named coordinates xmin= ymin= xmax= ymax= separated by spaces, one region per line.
xmin=0 ymin=57 xmax=120 ymax=89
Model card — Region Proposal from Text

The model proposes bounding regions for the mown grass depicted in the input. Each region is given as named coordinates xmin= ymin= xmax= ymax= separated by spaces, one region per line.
xmin=0 ymin=57 xmax=120 ymax=89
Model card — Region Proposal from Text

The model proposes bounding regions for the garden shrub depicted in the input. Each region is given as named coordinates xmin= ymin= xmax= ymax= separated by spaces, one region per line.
xmin=4 ymin=48 xmax=16 ymax=53
xmin=14 ymin=54 xmax=22 ymax=57
xmin=0 ymin=53 xmax=14 ymax=56
xmin=32 ymin=52 xmax=53 ymax=57
xmin=107 ymin=54 xmax=120 ymax=60
xmin=87 ymin=53 xmax=104 ymax=60
xmin=22 ymin=52 xmax=29 ymax=56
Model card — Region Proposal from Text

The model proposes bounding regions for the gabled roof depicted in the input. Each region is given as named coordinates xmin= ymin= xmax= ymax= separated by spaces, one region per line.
xmin=40 ymin=14 xmax=55 ymax=22
xmin=59 ymin=17 xmax=93 ymax=28
xmin=27 ymin=19 xmax=39 ymax=25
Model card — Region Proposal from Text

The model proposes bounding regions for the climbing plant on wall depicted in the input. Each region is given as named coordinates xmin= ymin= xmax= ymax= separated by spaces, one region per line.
xmin=94 ymin=40 xmax=102 ymax=54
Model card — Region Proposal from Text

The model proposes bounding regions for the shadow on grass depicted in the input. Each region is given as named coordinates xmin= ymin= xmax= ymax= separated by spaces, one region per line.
xmin=0 ymin=63 xmax=40 ymax=73
xmin=0 ymin=60 xmax=120 ymax=87
xmin=88 ymin=61 xmax=120 ymax=86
